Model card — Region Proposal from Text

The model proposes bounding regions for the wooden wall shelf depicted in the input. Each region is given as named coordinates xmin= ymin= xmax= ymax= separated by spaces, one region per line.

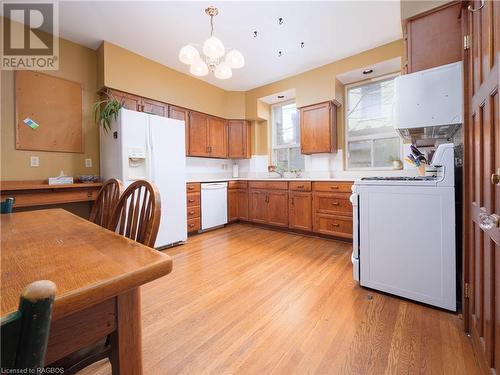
xmin=1 ymin=181 xmax=102 ymax=208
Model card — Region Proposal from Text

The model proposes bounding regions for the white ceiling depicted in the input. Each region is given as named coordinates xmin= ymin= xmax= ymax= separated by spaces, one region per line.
xmin=54 ymin=1 xmax=402 ymax=91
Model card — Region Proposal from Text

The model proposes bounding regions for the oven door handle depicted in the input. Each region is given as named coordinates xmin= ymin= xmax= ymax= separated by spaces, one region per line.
xmin=350 ymin=193 xmax=359 ymax=259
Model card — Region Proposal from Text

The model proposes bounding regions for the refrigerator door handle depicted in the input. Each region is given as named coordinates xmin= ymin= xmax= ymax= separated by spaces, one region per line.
xmin=146 ymin=115 xmax=155 ymax=182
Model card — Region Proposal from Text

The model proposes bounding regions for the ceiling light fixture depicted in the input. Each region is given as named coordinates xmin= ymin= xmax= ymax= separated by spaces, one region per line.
xmin=179 ymin=6 xmax=245 ymax=79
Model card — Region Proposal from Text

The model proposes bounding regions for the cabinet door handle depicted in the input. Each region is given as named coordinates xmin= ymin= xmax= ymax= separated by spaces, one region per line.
xmin=331 ymin=202 xmax=340 ymax=206
xmin=330 ymin=186 xmax=339 ymax=190
xmin=296 ymin=185 xmax=304 ymax=189
xmin=291 ymin=197 xmax=295 ymax=206
xmin=188 ymin=199 xmax=195 ymax=203
xmin=189 ymin=211 xmax=195 ymax=215
xmin=331 ymin=223 xmax=340 ymax=227
xmin=188 ymin=223 xmax=195 ymax=228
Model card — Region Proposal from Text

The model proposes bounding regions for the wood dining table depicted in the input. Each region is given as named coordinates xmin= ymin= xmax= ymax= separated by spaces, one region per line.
xmin=1 ymin=208 xmax=173 ymax=374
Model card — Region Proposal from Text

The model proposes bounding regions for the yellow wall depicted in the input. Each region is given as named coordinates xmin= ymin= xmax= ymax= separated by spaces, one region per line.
xmin=100 ymin=41 xmax=246 ymax=119
xmin=245 ymin=39 xmax=404 ymax=153
xmin=1 ymin=31 xmax=403 ymax=182
xmin=245 ymin=40 xmax=403 ymax=119
xmin=1 ymin=36 xmax=99 ymax=181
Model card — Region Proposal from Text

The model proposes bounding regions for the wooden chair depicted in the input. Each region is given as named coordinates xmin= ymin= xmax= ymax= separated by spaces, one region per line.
xmin=52 ymin=181 xmax=161 ymax=374
xmin=1 ymin=280 xmax=56 ymax=370
xmin=108 ymin=180 xmax=161 ymax=247
xmin=89 ymin=179 xmax=123 ymax=228
xmin=1 ymin=197 xmax=15 ymax=213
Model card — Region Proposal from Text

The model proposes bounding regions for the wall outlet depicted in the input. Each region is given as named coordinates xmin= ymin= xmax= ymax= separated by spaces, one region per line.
xmin=30 ymin=156 xmax=39 ymax=167
xmin=85 ymin=158 xmax=92 ymax=168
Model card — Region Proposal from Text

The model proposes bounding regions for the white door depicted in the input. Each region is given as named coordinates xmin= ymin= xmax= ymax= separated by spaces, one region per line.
xmin=148 ymin=114 xmax=187 ymax=247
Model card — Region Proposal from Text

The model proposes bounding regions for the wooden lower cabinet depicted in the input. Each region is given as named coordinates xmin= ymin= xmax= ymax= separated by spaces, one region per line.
xmin=249 ymin=189 xmax=288 ymax=227
xmin=289 ymin=192 xmax=312 ymax=231
xmin=228 ymin=189 xmax=239 ymax=222
xmin=228 ymin=182 xmax=249 ymax=222
xmin=312 ymin=181 xmax=353 ymax=240
xmin=237 ymin=190 xmax=249 ymax=220
xmin=186 ymin=183 xmax=201 ymax=234
xmin=314 ymin=214 xmax=352 ymax=239
xmin=249 ymin=190 xmax=268 ymax=224
xmin=225 ymin=180 xmax=353 ymax=241
xmin=267 ymin=191 xmax=288 ymax=227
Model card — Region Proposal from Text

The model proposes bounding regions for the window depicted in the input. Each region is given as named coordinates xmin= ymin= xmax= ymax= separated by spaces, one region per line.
xmin=346 ymin=76 xmax=401 ymax=169
xmin=271 ymin=101 xmax=304 ymax=170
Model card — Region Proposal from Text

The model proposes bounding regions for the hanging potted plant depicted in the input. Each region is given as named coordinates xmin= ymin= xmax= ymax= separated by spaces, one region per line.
xmin=93 ymin=93 xmax=123 ymax=133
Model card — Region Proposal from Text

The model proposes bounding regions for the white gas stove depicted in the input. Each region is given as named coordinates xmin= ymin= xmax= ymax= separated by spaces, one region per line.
xmin=350 ymin=143 xmax=457 ymax=311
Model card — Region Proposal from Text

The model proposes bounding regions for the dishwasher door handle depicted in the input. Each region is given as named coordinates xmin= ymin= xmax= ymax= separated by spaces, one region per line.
xmin=201 ymin=183 xmax=228 ymax=190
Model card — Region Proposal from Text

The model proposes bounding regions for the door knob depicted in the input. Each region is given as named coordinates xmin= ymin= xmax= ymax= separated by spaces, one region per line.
xmin=479 ymin=213 xmax=500 ymax=230
xmin=492 ymin=169 xmax=500 ymax=186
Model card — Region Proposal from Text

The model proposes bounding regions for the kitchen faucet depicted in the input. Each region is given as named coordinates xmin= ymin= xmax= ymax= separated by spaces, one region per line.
xmin=268 ymin=165 xmax=286 ymax=178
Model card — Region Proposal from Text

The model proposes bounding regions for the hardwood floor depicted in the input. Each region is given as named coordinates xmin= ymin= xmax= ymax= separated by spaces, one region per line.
xmin=80 ymin=224 xmax=480 ymax=374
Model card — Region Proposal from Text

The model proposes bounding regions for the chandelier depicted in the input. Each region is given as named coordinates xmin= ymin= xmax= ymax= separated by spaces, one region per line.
xmin=178 ymin=6 xmax=245 ymax=79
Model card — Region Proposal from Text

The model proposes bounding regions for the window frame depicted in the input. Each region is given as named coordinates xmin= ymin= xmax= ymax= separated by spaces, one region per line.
xmin=270 ymin=100 xmax=304 ymax=170
xmin=344 ymin=73 xmax=402 ymax=171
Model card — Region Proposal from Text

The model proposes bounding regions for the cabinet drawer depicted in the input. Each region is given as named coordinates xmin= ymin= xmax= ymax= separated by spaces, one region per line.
xmin=314 ymin=193 xmax=352 ymax=216
xmin=314 ymin=215 xmax=352 ymax=238
xmin=289 ymin=181 xmax=311 ymax=191
xmin=248 ymin=181 xmax=288 ymax=190
xmin=187 ymin=193 xmax=200 ymax=207
xmin=228 ymin=181 xmax=248 ymax=190
xmin=186 ymin=183 xmax=201 ymax=193
xmin=313 ymin=181 xmax=352 ymax=193
xmin=187 ymin=206 xmax=200 ymax=219
xmin=187 ymin=218 xmax=200 ymax=233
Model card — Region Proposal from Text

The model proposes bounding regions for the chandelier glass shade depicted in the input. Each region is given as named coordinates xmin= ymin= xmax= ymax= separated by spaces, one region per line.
xmin=179 ymin=7 xmax=244 ymax=79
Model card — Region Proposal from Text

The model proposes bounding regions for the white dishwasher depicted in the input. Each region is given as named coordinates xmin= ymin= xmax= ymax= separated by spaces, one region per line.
xmin=201 ymin=182 xmax=228 ymax=231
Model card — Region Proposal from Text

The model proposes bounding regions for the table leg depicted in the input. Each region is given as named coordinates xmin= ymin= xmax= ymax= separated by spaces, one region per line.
xmin=110 ymin=288 xmax=143 ymax=375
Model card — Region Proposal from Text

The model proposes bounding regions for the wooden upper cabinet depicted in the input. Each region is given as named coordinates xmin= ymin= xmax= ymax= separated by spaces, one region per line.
xmin=188 ymin=111 xmax=210 ymax=157
xmin=404 ymin=2 xmax=462 ymax=73
xmin=169 ymin=106 xmax=189 ymax=154
xmin=107 ymin=89 xmax=142 ymax=112
xmin=107 ymin=89 xmax=168 ymax=116
xmin=142 ymin=97 xmax=168 ymax=117
xmin=228 ymin=120 xmax=251 ymax=159
xmin=208 ymin=117 xmax=227 ymax=158
xmin=300 ymin=101 xmax=337 ymax=154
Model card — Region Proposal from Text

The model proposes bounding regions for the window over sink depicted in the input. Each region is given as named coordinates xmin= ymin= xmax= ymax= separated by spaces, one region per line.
xmin=271 ymin=101 xmax=305 ymax=170
xmin=345 ymin=75 xmax=402 ymax=170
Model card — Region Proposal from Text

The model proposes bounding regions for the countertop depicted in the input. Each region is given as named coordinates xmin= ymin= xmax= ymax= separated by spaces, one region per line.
xmin=186 ymin=177 xmax=356 ymax=183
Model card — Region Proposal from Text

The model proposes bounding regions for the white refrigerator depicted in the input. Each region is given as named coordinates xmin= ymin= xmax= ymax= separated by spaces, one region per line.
xmin=100 ymin=108 xmax=187 ymax=248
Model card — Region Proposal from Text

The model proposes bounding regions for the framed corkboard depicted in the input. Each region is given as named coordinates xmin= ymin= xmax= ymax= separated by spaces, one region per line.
xmin=15 ymin=70 xmax=84 ymax=153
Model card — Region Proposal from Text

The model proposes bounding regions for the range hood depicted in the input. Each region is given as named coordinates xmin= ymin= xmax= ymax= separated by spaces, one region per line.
xmin=394 ymin=61 xmax=463 ymax=145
